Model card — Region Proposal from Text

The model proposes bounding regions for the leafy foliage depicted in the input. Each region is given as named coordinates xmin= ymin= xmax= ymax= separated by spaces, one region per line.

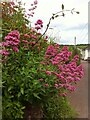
xmin=43 ymin=95 xmax=77 ymax=119
xmin=72 ymin=47 xmax=82 ymax=65
xmin=2 ymin=1 xmax=30 ymax=39
xmin=1 ymin=1 xmax=82 ymax=119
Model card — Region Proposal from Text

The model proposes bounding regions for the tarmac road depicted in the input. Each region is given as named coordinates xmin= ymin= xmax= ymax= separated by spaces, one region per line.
xmin=68 ymin=60 xmax=89 ymax=118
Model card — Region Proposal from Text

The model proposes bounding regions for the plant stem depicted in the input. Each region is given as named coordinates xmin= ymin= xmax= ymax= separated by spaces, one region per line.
xmin=31 ymin=9 xmax=79 ymax=47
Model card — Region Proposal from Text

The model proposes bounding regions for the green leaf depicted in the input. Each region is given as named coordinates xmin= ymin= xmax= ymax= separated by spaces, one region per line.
xmin=52 ymin=16 xmax=54 ymax=20
xmin=33 ymin=93 xmax=41 ymax=99
xmin=21 ymin=88 xmax=24 ymax=95
xmin=18 ymin=92 xmax=21 ymax=98
xmin=76 ymin=11 xmax=80 ymax=14
xmin=21 ymin=106 xmax=25 ymax=110
xmin=33 ymin=80 xmax=39 ymax=85
xmin=62 ymin=4 xmax=64 ymax=10
xmin=62 ymin=13 xmax=65 ymax=17
xmin=52 ymin=13 xmax=55 ymax=16
xmin=55 ymin=15 xmax=59 ymax=18
xmin=8 ymin=86 xmax=12 ymax=91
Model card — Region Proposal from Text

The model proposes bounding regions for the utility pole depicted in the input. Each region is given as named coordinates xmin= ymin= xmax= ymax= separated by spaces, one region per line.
xmin=74 ymin=36 xmax=76 ymax=48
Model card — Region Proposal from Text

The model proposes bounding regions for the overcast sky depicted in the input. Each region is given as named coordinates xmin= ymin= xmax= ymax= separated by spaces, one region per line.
xmin=22 ymin=0 xmax=89 ymax=45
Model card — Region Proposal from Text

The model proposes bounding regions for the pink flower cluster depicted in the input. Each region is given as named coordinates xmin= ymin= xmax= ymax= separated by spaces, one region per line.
xmin=52 ymin=62 xmax=84 ymax=88
xmin=10 ymin=2 xmax=15 ymax=6
xmin=40 ymin=44 xmax=84 ymax=96
xmin=0 ymin=50 xmax=10 ymax=56
xmin=24 ymin=34 xmax=30 ymax=38
xmin=0 ymin=30 xmax=20 ymax=56
xmin=45 ymin=45 xmax=58 ymax=59
xmin=35 ymin=19 xmax=43 ymax=30
xmin=27 ymin=0 xmax=38 ymax=17
xmin=23 ymin=33 xmax=37 ymax=40
xmin=21 ymin=32 xmax=39 ymax=49
xmin=30 ymin=34 xmax=37 ymax=39
xmin=45 ymin=46 xmax=72 ymax=64
xmin=45 ymin=36 xmax=48 ymax=39
xmin=72 ymin=54 xmax=79 ymax=62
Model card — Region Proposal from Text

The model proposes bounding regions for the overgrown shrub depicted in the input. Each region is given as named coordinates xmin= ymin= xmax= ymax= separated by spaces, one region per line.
xmin=43 ymin=95 xmax=77 ymax=120
xmin=1 ymin=1 xmax=83 ymax=119
xmin=72 ymin=47 xmax=82 ymax=65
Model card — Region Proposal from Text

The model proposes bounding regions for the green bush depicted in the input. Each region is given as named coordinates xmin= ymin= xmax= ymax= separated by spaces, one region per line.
xmin=72 ymin=47 xmax=82 ymax=65
xmin=2 ymin=98 xmax=25 ymax=120
xmin=2 ymin=1 xmax=30 ymax=39
xmin=1 ymin=1 xmax=83 ymax=119
xmin=43 ymin=95 xmax=77 ymax=120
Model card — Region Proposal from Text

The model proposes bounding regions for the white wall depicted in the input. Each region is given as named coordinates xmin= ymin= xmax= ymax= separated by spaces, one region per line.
xmin=81 ymin=50 xmax=85 ymax=59
xmin=84 ymin=49 xmax=88 ymax=60
xmin=88 ymin=49 xmax=90 ymax=60
xmin=77 ymin=47 xmax=90 ymax=60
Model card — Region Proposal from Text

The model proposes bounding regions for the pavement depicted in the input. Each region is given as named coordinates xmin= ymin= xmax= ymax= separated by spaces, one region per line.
xmin=68 ymin=60 xmax=89 ymax=118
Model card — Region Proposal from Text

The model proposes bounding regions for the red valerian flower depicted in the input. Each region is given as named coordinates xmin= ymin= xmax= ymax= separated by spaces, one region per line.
xmin=4 ymin=30 xmax=20 ymax=46
xmin=0 ymin=30 xmax=21 ymax=57
xmin=45 ymin=36 xmax=48 ymax=39
xmin=43 ymin=84 xmax=49 ymax=87
xmin=35 ymin=19 xmax=43 ymax=30
xmin=30 ymin=34 xmax=37 ymax=39
xmin=34 ymin=0 xmax=38 ymax=5
xmin=0 ymin=42 xmax=9 ymax=47
xmin=40 ymin=44 xmax=84 ymax=95
xmin=24 ymin=34 xmax=30 ymax=38
xmin=12 ymin=46 xmax=19 ymax=52
xmin=22 ymin=40 xmax=28 ymax=44
xmin=54 ymin=84 xmax=59 ymax=88
xmin=27 ymin=14 xmax=33 ymax=17
xmin=60 ymin=92 xmax=67 ymax=97
xmin=0 ymin=50 xmax=10 ymax=56
xmin=36 ymin=19 xmax=43 ymax=25
xmin=10 ymin=2 xmax=15 ymax=6
xmin=8 ymin=30 xmax=20 ymax=39
xmin=35 ymin=26 xmax=41 ymax=30
xmin=23 ymin=46 xmax=29 ymax=49
xmin=45 ymin=71 xmax=51 ymax=75
xmin=29 ymin=42 xmax=35 ymax=45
